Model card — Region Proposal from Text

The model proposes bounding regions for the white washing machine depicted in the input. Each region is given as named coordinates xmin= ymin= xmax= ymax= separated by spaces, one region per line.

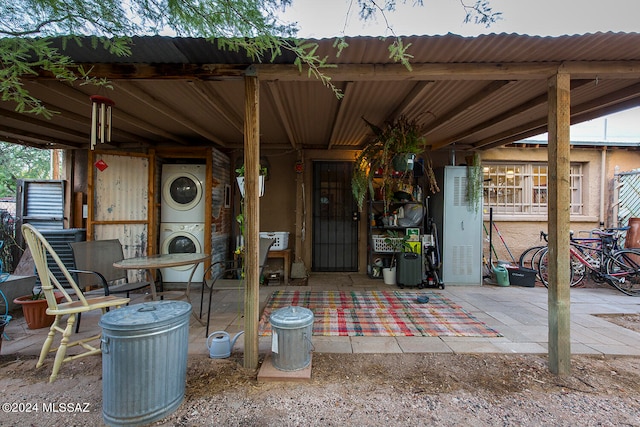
xmin=161 ymin=164 xmax=206 ymax=223
xmin=160 ymin=222 xmax=206 ymax=283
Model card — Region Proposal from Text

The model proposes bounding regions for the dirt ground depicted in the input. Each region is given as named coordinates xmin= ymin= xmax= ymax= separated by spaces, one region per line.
xmin=1 ymin=314 xmax=640 ymax=426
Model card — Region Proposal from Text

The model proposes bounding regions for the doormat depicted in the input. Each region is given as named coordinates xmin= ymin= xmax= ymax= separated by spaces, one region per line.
xmin=258 ymin=290 xmax=502 ymax=337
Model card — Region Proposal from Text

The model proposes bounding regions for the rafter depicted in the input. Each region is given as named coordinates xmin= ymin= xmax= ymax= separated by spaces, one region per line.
xmin=265 ymin=81 xmax=299 ymax=149
xmin=32 ymin=81 xmax=192 ymax=145
xmin=187 ymin=81 xmax=244 ymax=134
xmin=430 ymin=80 xmax=594 ymax=150
xmin=114 ymin=81 xmax=226 ymax=146
xmin=473 ymin=93 xmax=640 ymax=149
xmin=328 ymin=81 xmax=357 ymax=149
xmin=422 ymin=80 xmax=514 ymax=135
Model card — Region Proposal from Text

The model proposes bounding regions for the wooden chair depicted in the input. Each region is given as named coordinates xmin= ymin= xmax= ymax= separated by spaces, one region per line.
xmin=69 ymin=239 xmax=160 ymax=332
xmin=200 ymin=238 xmax=275 ymax=336
xmin=22 ymin=224 xmax=130 ymax=383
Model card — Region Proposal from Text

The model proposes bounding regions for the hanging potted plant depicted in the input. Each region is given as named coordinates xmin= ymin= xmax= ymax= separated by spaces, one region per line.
xmin=465 ymin=152 xmax=483 ymax=213
xmin=387 ymin=117 xmax=426 ymax=172
xmin=13 ymin=287 xmax=65 ymax=330
xmin=235 ymin=164 xmax=267 ymax=198
xmin=352 ymin=116 xmax=430 ymax=213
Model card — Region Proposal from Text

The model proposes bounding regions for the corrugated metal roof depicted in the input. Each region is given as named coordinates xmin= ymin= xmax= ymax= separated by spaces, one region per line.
xmin=2 ymin=33 xmax=640 ymax=152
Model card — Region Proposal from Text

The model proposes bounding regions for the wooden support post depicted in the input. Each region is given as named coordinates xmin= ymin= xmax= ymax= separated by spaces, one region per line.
xmin=243 ymin=72 xmax=261 ymax=370
xmin=547 ymin=72 xmax=572 ymax=375
xmin=294 ymin=151 xmax=304 ymax=265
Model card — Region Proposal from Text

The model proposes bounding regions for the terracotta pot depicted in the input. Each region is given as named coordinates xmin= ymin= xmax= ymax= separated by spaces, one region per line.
xmin=13 ymin=293 xmax=64 ymax=330
xmin=626 ymin=218 xmax=640 ymax=249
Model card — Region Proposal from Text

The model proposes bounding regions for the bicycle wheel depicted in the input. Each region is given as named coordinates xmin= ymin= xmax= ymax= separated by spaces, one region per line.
xmin=605 ymin=249 xmax=640 ymax=296
xmin=518 ymin=245 xmax=546 ymax=270
xmin=530 ymin=246 xmax=547 ymax=277
xmin=538 ymin=249 xmax=580 ymax=288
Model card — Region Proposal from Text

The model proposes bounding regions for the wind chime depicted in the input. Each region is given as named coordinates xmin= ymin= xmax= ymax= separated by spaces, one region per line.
xmin=89 ymin=95 xmax=115 ymax=150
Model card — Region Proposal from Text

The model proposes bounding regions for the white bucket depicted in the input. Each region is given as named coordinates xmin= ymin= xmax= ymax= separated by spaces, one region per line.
xmin=382 ymin=267 xmax=396 ymax=285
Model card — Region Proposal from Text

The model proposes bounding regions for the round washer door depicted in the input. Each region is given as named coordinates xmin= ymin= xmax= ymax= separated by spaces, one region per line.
xmin=162 ymin=232 xmax=203 ymax=270
xmin=162 ymin=172 xmax=203 ymax=211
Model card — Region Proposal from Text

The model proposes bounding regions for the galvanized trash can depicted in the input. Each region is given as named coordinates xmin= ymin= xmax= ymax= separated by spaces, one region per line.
xmin=269 ymin=306 xmax=314 ymax=371
xmin=99 ymin=301 xmax=191 ymax=427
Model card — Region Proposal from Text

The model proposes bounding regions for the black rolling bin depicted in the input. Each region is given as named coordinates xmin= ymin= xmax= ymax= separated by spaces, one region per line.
xmin=396 ymin=252 xmax=423 ymax=288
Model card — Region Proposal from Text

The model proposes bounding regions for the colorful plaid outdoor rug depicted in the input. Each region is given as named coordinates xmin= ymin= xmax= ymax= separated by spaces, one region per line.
xmin=258 ymin=290 xmax=502 ymax=337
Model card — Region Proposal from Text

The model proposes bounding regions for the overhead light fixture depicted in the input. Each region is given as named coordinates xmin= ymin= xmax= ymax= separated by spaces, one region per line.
xmin=90 ymin=95 xmax=115 ymax=150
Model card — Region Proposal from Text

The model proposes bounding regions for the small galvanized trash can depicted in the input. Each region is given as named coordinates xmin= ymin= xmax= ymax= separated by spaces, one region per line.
xmin=269 ymin=305 xmax=314 ymax=371
xmin=99 ymin=301 xmax=191 ymax=427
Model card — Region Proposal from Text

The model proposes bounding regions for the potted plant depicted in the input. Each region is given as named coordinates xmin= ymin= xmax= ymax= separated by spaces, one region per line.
xmin=235 ymin=164 xmax=267 ymax=198
xmin=352 ymin=116 xmax=432 ymax=213
xmin=13 ymin=287 xmax=64 ymax=330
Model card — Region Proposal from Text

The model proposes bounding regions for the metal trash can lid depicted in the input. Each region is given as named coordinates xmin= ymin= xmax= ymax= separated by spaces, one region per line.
xmin=99 ymin=301 xmax=191 ymax=331
xmin=269 ymin=306 xmax=314 ymax=329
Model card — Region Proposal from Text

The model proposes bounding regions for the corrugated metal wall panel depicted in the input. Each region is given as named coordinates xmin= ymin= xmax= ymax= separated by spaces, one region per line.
xmin=94 ymin=154 xmax=149 ymax=222
xmin=20 ymin=180 xmax=65 ymax=230
xmin=94 ymin=224 xmax=148 ymax=282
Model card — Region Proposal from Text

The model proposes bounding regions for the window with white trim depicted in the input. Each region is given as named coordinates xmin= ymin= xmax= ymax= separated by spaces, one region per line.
xmin=483 ymin=163 xmax=583 ymax=215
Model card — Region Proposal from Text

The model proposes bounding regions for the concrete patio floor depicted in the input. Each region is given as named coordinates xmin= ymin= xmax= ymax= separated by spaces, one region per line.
xmin=3 ymin=273 xmax=640 ymax=363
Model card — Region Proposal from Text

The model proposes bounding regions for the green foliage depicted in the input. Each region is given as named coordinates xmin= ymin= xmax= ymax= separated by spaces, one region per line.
xmin=0 ymin=142 xmax=51 ymax=197
xmin=352 ymin=116 xmax=426 ymax=212
xmin=466 ymin=152 xmax=483 ymax=213
xmin=235 ymin=164 xmax=268 ymax=177
xmin=383 ymin=230 xmax=412 ymax=252
xmin=0 ymin=0 xmax=500 ymax=117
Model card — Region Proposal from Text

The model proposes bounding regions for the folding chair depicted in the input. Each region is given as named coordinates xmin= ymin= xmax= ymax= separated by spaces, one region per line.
xmin=200 ymin=238 xmax=275 ymax=336
xmin=22 ymin=224 xmax=130 ymax=382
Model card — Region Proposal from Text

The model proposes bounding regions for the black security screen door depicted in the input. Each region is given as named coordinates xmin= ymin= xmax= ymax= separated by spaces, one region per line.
xmin=312 ymin=162 xmax=359 ymax=271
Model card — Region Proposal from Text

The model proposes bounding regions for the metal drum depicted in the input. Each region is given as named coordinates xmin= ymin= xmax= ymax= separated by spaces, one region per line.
xmin=99 ymin=301 xmax=191 ymax=427
xmin=269 ymin=306 xmax=314 ymax=371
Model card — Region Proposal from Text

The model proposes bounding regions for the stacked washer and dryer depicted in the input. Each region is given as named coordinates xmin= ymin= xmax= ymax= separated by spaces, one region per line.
xmin=160 ymin=164 xmax=206 ymax=283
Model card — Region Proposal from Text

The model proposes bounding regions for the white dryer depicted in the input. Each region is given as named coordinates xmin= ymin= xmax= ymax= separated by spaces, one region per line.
xmin=160 ymin=222 xmax=206 ymax=283
xmin=161 ymin=164 xmax=206 ymax=223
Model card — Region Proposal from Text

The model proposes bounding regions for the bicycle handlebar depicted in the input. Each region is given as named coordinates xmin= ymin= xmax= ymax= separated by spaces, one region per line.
xmin=540 ymin=226 xmax=630 ymax=242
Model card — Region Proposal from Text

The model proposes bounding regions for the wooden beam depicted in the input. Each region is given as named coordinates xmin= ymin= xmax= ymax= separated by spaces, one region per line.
xmin=243 ymin=73 xmax=261 ymax=370
xmin=0 ymin=125 xmax=84 ymax=149
xmin=27 ymin=60 xmax=640 ymax=82
xmin=255 ymin=61 xmax=640 ymax=82
xmin=0 ymin=108 xmax=89 ymax=140
xmin=187 ymin=81 xmax=244 ymax=134
xmin=430 ymin=80 xmax=593 ymax=150
xmin=328 ymin=81 xmax=356 ymax=149
xmin=547 ymin=72 xmax=572 ymax=375
xmin=33 ymin=80 xmax=193 ymax=146
xmin=265 ymin=81 xmax=299 ymax=149
xmin=114 ymin=81 xmax=226 ymax=146
xmin=386 ymin=81 xmax=435 ymax=122
xmin=422 ymin=80 xmax=513 ymax=135
xmin=477 ymin=95 xmax=640 ymax=150
xmin=471 ymin=91 xmax=640 ymax=150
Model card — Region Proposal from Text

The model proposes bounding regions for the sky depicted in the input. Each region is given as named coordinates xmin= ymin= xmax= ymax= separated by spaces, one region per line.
xmin=279 ymin=0 xmax=640 ymax=38
xmin=279 ymin=0 xmax=640 ymax=143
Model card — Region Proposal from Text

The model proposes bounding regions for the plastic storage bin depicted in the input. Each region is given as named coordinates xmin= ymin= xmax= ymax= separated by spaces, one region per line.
xmin=259 ymin=232 xmax=289 ymax=250
xmin=506 ymin=266 xmax=537 ymax=287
